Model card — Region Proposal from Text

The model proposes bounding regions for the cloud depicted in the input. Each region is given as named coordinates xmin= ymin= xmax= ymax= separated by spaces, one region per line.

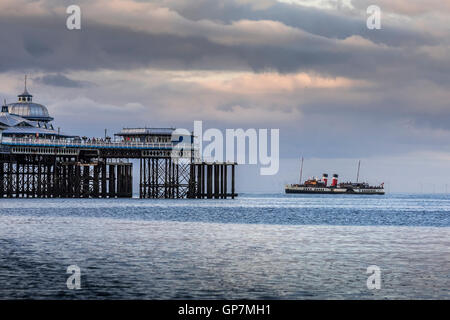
xmin=163 ymin=0 xmax=438 ymax=46
xmin=176 ymin=71 xmax=366 ymax=95
xmin=1 ymin=12 xmax=446 ymax=88
xmin=351 ymin=0 xmax=450 ymax=16
xmin=35 ymin=74 xmax=91 ymax=88
xmin=0 ymin=0 xmax=446 ymax=81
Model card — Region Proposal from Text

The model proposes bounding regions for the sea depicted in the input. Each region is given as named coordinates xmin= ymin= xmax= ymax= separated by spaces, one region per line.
xmin=0 ymin=193 xmax=449 ymax=299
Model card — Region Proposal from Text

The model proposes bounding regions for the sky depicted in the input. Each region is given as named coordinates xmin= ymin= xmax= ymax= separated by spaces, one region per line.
xmin=0 ymin=0 xmax=449 ymax=193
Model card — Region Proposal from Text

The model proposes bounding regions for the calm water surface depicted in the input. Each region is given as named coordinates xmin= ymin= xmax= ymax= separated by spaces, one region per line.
xmin=0 ymin=193 xmax=449 ymax=299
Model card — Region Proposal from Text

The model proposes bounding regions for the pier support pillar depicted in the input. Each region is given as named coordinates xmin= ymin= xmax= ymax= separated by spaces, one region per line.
xmin=232 ymin=164 xmax=235 ymax=199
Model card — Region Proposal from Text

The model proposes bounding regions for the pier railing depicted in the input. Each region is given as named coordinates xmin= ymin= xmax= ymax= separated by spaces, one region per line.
xmin=0 ymin=137 xmax=197 ymax=150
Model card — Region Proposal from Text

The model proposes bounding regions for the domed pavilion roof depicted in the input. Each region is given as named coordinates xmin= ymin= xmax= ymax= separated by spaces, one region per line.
xmin=6 ymin=76 xmax=53 ymax=122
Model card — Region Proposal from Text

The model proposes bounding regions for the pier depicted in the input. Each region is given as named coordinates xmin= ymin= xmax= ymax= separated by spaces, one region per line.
xmin=0 ymin=82 xmax=237 ymax=199
xmin=0 ymin=138 xmax=237 ymax=199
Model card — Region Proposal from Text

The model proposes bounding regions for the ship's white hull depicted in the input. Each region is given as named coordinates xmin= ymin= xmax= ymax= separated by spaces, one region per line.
xmin=348 ymin=188 xmax=385 ymax=195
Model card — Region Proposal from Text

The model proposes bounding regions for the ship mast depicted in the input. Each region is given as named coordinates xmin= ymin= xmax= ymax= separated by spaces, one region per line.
xmin=356 ymin=160 xmax=361 ymax=183
xmin=299 ymin=157 xmax=304 ymax=184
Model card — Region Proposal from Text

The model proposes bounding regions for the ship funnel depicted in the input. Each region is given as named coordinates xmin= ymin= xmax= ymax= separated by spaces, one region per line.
xmin=331 ymin=174 xmax=338 ymax=187
xmin=322 ymin=173 xmax=328 ymax=186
